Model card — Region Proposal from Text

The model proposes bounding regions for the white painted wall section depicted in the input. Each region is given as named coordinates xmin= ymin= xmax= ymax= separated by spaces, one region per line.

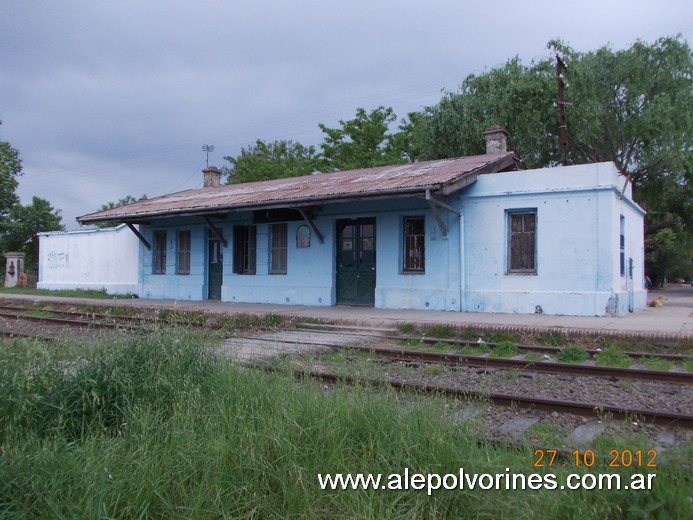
xmin=38 ymin=225 xmax=142 ymax=295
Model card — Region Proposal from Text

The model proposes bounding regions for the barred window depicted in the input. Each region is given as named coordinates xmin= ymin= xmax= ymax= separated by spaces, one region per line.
xmin=233 ymin=226 xmax=256 ymax=274
xmin=177 ymin=230 xmax=191 ymax=275
xmin=270 ymin=223 xmax=288 ymax=275
xmin=403 ymin=217 xmax=425 ymax=273
xmin=507 ymin=210 xmax=537 ymax=274
xmin=153 ymin=231 xmax=167 ymax=274
xmin=620 ymin=215 xmax=625 ymax=277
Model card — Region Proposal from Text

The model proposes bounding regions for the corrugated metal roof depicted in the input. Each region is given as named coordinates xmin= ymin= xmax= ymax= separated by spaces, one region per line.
xmin=77 ymin=152 xmax=518 ymax=223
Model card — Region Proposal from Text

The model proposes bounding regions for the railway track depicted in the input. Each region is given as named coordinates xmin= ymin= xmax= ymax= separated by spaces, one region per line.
xmin=2 ymin=303 xmax=691 ymax=432
xmin=2 ymin=305 xmax=691 ymax=386
xmin=0 ymin=306 xmax=216 ymax=333
xmin=242 ymin=329 xmax=693 ymax=430
xmin=296 ymin=323 xmax=691 ymax=361
xmin=324 ymin=340 xmax=691 ymax=384
xmin=0 ymin=309 xmax=139 ymax=330
xmin=285 ymin=368 xmax=693 ymax=429
xmin=246 ymin=328 xmax=693 ymax=385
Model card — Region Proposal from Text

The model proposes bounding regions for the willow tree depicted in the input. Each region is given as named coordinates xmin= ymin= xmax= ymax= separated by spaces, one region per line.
xmin=408 ymin=36 xmax=692 ymax=282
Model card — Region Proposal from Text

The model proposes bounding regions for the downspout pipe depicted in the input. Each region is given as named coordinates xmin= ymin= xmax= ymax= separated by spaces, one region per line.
xmin=459 ymin=212 xmax=465 ymax=312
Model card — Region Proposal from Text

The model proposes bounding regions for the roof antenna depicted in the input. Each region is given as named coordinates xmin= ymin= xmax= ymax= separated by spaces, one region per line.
xmin=201 ymin=144 xmax=215 ymax=168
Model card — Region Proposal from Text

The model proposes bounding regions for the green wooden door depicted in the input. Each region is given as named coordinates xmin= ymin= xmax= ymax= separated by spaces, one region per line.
xmin=336 ymin=219 xmax=376 ymax=306
xmin=208 ymin=238 xmax=223 ymax=300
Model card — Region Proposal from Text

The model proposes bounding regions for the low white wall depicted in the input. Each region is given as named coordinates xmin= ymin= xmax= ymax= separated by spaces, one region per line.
xmin=38 ymin=225 xmax=142 ymax=295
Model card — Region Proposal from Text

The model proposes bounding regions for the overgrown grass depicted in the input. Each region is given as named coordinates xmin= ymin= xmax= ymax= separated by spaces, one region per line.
xmin=156 ymin=309 xmax=209 ymax=324
xmin=594 ymin=347 xmax=633 ymax=368
xmin=397 ymin=322 xmax=416 ymax=334
xmin=557 ymin=345 xmax=591 ymax=364
xmin=216 ymin=312 xmax=284 ymax=331
xmin=537 ymin=331 xmax=569 ymax=346
xmin=0 ymin=287 xmax=138 ymax=299
xmin=490 ymin=341 xmax=519 ymax=358
xmin=420 ymin=324 xmax=456 ymax=339
xmin=639 ymin=356 xmax=674 ymax=372
xmin=457 ymin=344 xmax=491 ymax=356
xmin=0 ymin=334 xmax=689 ymax=518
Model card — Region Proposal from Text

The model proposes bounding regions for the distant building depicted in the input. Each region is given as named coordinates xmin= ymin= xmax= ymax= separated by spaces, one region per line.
xmin=42 ymin=129 xmax=646 ymax=316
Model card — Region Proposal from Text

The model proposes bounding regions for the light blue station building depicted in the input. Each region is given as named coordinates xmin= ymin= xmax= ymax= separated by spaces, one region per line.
xmin=48 ymin=129 xmax=646 ymax=317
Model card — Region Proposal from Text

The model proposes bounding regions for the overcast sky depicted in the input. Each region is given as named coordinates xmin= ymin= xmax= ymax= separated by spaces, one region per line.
xmin=1 ymin=1 xmax=691 ymax=229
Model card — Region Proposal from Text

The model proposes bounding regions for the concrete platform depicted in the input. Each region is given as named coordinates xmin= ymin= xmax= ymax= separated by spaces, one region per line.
xmin=1 ymin=285 xmax=691 ymax=342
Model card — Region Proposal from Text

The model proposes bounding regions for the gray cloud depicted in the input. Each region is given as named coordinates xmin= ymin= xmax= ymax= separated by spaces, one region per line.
xmin=1 ymin=0 xmax=690 ymax=228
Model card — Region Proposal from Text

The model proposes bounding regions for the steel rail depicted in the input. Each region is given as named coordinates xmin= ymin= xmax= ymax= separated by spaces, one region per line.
xmin=295 ymin=324 xmax=691 ymax=361
xmin=246 ymin=330 xmax=692 ymax=384
xmin=341 ymin=343 xmax=693 ymax=384
xmin=286 ymin=368 xmax=693 ymax=429
xmin=0 ymin=310 xmax=131 ymax=329
xmin=0 ymin=304 xmax=218 ymax=329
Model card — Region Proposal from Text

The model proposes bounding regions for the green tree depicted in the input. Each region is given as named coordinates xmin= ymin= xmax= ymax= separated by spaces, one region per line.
xmin=554 ymin=36 xmax=692 ymax=284
xmin=408 ymin=36 xmax=692 ymax=281
xmin=408 ymin=57 xmax=557 ymax=167
xmin=0 ymin=141 xmax=22 ymax=226
xmin=94 ymin=195 xmax=148 ymax=228
xmin=2 ymin=196 xmax=64 ymax=271
xmin=318 ymin=106 xmax=408 ymax=171
xmin=224 ymin=140 xmax=319 ymax=184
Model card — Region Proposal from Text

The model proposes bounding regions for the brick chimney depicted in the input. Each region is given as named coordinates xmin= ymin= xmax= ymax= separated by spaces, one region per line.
xmin=482 ymin=125 xmax=509 ymax=155
xmin=203 ymin=166 xmax=222 ymax=187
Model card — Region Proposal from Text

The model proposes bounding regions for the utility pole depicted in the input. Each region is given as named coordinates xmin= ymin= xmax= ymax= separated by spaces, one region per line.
xmin=556 ymin=55 xmax=572 ymax=166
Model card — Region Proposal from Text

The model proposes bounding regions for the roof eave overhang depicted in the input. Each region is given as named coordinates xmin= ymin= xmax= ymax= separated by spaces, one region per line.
xmin=76 ymin=153 xmax=523 ymax=226
xmin=76 ymin=186 xmax=437 ymax=225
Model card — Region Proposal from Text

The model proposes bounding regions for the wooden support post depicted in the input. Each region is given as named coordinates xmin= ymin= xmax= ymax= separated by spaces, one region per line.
xmin=298 ymin=208 xmax=324 ymax=244
xmin=425 ymin=190 xmax=461 ymax=216
xmin=425 ymin=189 xmax=461 ymax=237
xmin=126 ymin=223 xmax=152 ymax=250
xmin=203 ymin=216 xmax=228 ymax=247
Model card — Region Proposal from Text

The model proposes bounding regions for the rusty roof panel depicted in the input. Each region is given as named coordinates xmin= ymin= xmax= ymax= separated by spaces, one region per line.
xmin=78 ymin=153 xmax=517 ymax=223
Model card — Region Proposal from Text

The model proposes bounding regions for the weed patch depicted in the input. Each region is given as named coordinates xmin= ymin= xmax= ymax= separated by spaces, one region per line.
xmin=538 ymin=331 xmax=569 ymax=346
xmin=217 ymin=312 xmax=284 ymax=331
xmin=397 ymin=323 xmax=416 ymax=334
xmin=639 ymin=356 xmax=674 ymax=372
xmin=557 ymin=345 xmax=590 ymax=364
xmin=490 ymin=341 xmax=519 ymax=358
xmin=594 ymin=347 xmax=633 ymax=368
xmin=420 ymin=324 xmax=456 ymax=339
xmin=456 ymin=344 xmax=491 ymax=356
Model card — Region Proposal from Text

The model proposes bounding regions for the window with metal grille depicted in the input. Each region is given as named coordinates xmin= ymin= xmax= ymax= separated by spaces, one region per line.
xmin=233 ymin=226 xmax=256 ymax=274
xmin=153 ymin=230 xmax=167 ymax=274
xmin=620 ymin=215 xmax=625 ymax=277
xmin=177 ymin=230 xmax=191 ymax=275
xmin=403 ymin=217 xmax=425 ymax=273
xmin=507 ymin=210 xmax=537 ymax=274
xmin=270 ymin=223 xmax=287 ymax=275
